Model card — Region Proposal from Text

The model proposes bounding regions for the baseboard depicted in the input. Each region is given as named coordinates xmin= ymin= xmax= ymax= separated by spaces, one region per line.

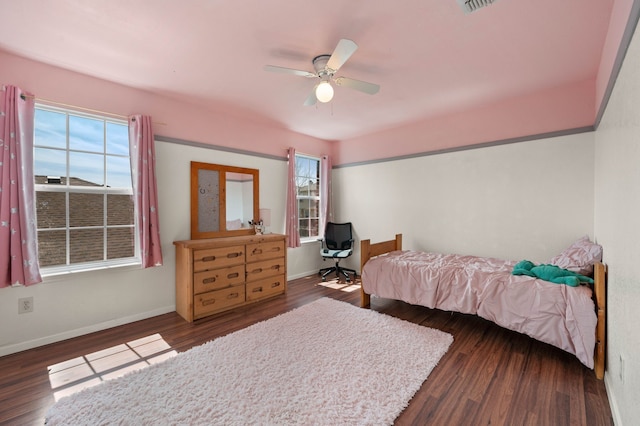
xmin=0 ymin=305 xmax=175 ymax=357
xmin=604 ymin=373 xmax=622 ymax=425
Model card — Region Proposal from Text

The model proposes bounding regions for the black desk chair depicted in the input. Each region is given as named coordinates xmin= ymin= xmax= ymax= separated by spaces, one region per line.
xmin=319 ymin=222 xmax=356 ymax=282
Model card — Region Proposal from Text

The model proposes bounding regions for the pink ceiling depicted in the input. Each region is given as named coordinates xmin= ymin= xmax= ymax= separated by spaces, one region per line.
xmin=0 ymin=0 xmax=625 ymax=149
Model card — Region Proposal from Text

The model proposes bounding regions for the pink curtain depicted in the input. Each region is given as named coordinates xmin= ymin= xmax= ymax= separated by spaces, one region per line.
xmin=285 ymin=147 xmax=300 ymax=248
xmin=0 ymin=85 xmax=42 ymax=287
xmin=129 ymin=115 xmax=163 ymax=268
xmin=319 ymin=154 xmax=332 ymax=235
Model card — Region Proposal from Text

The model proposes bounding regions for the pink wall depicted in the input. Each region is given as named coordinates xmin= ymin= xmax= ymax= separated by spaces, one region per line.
xmin=2 ymin=0 xmax=632 ymax=170
xmin=334 ymin=79 xmax=596 ymax=165
xmin=332 ymin=0 xmax=633 ymax=166
xmin=0 ymin=50 xmax=331 ymax=160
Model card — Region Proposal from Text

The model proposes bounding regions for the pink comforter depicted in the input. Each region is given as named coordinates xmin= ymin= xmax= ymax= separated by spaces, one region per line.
xmin=362 ymin=250 xmax=597 ymax=368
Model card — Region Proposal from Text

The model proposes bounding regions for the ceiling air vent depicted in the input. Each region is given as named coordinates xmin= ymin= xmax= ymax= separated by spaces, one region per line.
xmin=457 ymin=0 xmax=498 ymax=13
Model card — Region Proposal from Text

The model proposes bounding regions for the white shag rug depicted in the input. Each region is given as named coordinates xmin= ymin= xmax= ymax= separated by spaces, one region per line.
xmin=46 ymin=297 xmax=453 ymax=426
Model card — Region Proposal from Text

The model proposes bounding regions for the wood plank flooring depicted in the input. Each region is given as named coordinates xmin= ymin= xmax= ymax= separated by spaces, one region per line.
xmin=0 ymin=275 xmax=613 ymax=425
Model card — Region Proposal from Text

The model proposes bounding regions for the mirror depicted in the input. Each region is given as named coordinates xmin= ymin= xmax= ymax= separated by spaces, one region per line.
xmin=191 ymin=162 xmax=259 ymax=239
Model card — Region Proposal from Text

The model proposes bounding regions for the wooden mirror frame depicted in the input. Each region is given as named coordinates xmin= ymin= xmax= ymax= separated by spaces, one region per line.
xmin=190 ymin=161 xmax=259 ymax=239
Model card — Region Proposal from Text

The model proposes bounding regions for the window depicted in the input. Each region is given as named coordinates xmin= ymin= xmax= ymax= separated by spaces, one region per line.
xmin=295 ymin=154 xmax=321 ymax=240
xmin=34 ymin=105 xmax=138 ymax=274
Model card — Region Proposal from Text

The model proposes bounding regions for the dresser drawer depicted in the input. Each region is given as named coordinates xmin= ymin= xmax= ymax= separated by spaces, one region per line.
xmin=194 ymin=264 xmax=245 ymax=294
xmin=246 ymin=275 xmax=286 ymax=301
xmin=193 ymin=245 xmax=244 ymax=272
xmin=194 ymin=284 xmax=245 ymax=319
xmin=246 ymin=257 xmax=285 ymax=282
xmin=246 ymin=240 xmax=285 ymax=263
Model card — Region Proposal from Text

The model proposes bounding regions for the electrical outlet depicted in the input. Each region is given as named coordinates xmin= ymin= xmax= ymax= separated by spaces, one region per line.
xmin=619 ymin=355 xmax=624 ymax=382
xmin=18 ymin=297 xmax=33 ymax=314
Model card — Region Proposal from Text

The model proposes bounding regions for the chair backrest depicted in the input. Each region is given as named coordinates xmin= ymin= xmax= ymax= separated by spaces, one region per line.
xmin=324 ymin=222 xmax=353 ymax=250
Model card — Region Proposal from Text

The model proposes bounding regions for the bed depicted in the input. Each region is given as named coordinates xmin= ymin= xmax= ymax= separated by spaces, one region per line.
xmin=360 ymin=234 xmax=606 ymax=379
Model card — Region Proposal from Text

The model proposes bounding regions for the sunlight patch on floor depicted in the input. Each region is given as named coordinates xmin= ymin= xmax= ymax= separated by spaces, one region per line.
xmin=48 ymin=333 xmax=177 ymax=401
xmin=317 ymin=280 xmax=360 ymax=292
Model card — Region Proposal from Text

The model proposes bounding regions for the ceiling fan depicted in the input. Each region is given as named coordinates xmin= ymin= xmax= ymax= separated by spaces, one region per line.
xmin=264 ymin=39 xmax=380 ymax=106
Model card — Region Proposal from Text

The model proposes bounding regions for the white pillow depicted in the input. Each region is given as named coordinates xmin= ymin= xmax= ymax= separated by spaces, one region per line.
xmin=226 ymin=219 xmax=243 ymax=230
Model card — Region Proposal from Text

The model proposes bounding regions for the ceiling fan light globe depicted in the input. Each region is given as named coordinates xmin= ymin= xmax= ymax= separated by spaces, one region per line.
xmin=315 ymin=81 xmax=334 ymax=103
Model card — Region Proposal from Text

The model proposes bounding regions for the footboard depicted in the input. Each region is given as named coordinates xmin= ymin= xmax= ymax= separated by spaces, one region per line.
xmin=360 ymin=234 xmax=402 ymax=307
xmin=593 ymin=261 xmax=606 ymax=380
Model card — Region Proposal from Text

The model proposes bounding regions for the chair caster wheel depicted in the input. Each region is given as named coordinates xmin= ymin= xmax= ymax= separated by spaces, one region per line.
xmin=322 ymin=277 xmax=326 ymax=282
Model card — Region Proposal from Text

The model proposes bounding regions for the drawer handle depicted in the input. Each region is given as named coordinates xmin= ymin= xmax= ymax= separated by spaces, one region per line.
xmin=271 ymin=265 xmax=281 ymax=271
xmin=269 ymin=247 xmax=281 ymax=253
xmin=227 ymin=252 xmax=242 ymax=258
xmin=271 ymin=281 xmax=281 ymax=288
xmin=201 ymin=298 xmax=216 ymax=306
xmin=251 ymin=268 xmax=263 ymax=274
xmin=227 ymin=272 xmax=239 ymax=279
xmin=203 ymin=277 xmax=217 ymax=284
xmin=202 ymin=255 xmax=216 ymax=262
xmin=227 ymin=292 xmax=240 ymax=299
xmin=252 ymin=287 xmax=263 ymax=293
xmin=252 ymin=248 xmax=263 ymax=255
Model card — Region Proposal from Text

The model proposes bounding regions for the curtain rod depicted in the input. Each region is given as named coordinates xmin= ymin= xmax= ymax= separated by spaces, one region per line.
xmin=20 ymin=93 xmax=166 ymax=125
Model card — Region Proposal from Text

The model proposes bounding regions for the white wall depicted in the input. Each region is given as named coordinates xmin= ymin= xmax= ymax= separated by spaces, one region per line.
xmin=0 ymin=141 xmax=322 ymax=356
xmin=332 ymin=133 xmax=596 ymax=272
xmin=594 ymin=20 xmax=640 ymax=426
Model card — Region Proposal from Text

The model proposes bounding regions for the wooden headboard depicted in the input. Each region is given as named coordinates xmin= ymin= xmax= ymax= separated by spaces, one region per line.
xmin=359 ymin=234 xmax=402 ymax=308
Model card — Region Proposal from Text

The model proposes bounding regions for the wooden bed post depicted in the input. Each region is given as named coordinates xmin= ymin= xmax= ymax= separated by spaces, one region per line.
xmin=360 ymin=239 xmax=371 ymax=308
xmin=360 ymin=234 xmax=403 ymax=308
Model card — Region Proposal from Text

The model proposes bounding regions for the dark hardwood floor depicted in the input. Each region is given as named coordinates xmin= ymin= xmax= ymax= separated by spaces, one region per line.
xmin=0 ymin=275 xmax=613 ymax=425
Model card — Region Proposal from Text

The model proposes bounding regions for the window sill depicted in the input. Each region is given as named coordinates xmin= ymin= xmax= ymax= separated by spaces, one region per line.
xmin=41 ymin=258 xmax=142 ymax=282
xmin=300 ymin=238 xmax=322 ymax=245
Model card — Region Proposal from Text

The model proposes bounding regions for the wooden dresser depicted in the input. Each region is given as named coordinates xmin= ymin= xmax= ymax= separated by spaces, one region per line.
xmin=174 ymin=234 xmax=287 ymax=322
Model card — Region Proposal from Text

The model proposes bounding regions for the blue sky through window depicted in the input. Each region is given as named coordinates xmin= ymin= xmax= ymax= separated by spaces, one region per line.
xmin=34 ymin=108 xmax=132 ymax=188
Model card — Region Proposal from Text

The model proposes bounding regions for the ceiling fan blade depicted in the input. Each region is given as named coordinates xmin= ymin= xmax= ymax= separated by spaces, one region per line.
xmin=303 ymin=87 xmax=318 ymax=106
xmin=334 ymin=77 xmax=380 ymax=95
xmin=326 ymin=39 xmax=358 ymax=72
xmin=264 ymin=65 xmax=317 ymax=78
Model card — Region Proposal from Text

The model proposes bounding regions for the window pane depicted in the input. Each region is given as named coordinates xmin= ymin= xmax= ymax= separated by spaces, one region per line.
xmin=34 ymin=147 xmax=66 ymax=178
xmin=70 ymin=229 xmax=104 ymax=263
xmin=310 ymin=159 xmax=320 ymax=179
xmin=35 ymin=109 xmax=66 ymax=149
xmin=107 ymin=155 xmax=132 ymax=188
xmin=69 ymin=151 xmax=104 ymax=186
xmin=106 ymin=122 xmax=129 ymax=155
xmin=107 ymin=194 xmax=134 ymax=226
xmin=296 ymin=156 xmax=310 ymax=177
xmin=308 ymin=179 xmax=319 ymax=196
xmin=309 ymin=219 xmax=319 ymax=238
xmin=69 ymin=193 xmax=104 ymax=227
xmin=36 ymin=192 xmax=66 ymax=229
xmin=69 ymin=115 xmax=104 ymax=153
xmin=107 ymin=227 xmax=135 ymax=259
xmin=37 ymin=230 xmax=67 ymax=267
xmin=309 ymin=199 xmax=319 ymax=218
xmin=299 ymin=218 xmax=309 ymax=238
xmin=298 ymin=198 xmax=309 ymax=218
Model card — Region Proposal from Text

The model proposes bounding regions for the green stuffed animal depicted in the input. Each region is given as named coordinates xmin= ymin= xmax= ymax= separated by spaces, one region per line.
xmin=512 ymin=260 xmax=593 ymax=287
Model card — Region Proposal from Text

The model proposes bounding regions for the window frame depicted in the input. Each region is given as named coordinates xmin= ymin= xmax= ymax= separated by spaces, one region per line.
xmin=33 ymin=104 xmax=141 ymax=276
xmin=294 ymin=153 xmax=322 ymax=242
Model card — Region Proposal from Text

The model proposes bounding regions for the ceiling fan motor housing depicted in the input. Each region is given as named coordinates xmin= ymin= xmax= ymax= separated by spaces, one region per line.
xmin=313 ymin=54 xmax=332 ymax=76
